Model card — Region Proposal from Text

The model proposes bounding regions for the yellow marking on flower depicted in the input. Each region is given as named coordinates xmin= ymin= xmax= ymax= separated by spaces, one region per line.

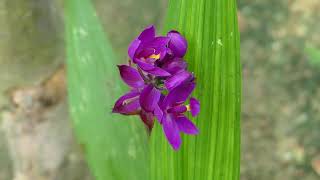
xmin=148 ymin=53 xmax=161 ymax=60
xmin=186 ymin=104 xmax=191 ymax=111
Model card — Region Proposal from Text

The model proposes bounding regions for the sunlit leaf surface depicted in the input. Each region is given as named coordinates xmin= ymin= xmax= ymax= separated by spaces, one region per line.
xmin=150 ymin=0 xmax=241 ymax=179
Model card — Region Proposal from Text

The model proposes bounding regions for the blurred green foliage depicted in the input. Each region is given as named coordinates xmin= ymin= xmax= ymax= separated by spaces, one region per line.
xmin=65 ymin=0 xmax=149 ymax=179
xmin=305 ymin=45 xmax=320 ymax=68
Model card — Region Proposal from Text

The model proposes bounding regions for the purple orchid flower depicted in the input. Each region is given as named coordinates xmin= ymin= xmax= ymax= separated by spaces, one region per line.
xmin=112 ymin=65 xmax=144 ymax=115
xmin=113 ymin=25 xmax=200 ymax=150
xmin=128 ymin=25 xmax=171 ymax=76
xmin=156 ymin=81 xmax=200 ymax=150
xmin=128 ymin=26 xmax=189 ymax=77
xmin=112 ymin=65 xmax=161 ymax=132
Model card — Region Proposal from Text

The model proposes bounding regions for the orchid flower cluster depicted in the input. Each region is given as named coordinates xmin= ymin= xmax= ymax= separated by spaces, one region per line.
xmin=112 ymin=25 xmax=200 ymax=150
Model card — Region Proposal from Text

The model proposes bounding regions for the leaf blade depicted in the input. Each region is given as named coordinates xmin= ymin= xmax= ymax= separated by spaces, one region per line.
xmin=150 ymin=0 xmax=241 ymax=179
xmin=65 ymin=0 xmax=149 ymax=179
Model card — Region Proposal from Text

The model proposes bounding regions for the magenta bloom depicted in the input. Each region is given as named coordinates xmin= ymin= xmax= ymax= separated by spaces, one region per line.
xmin=113 ymin=25 xmax=200 ymax=150
xmin=128 ymin=25 xmax=171 ymax=76
xmin=112 ymin=65 xmax=160 ymax=131
xmin=157 ymin=81 xmax=200 ymax=150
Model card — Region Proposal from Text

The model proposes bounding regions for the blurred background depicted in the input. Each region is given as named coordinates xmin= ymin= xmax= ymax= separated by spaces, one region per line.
xmin=0 ymin=0 xmax=319 ymax=180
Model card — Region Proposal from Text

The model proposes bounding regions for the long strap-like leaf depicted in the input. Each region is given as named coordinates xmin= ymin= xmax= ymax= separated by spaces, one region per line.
xmin=66 ymin=0 xmax=149 ymax=179
xmin=150 ymin=0 xmax=241 ymax=179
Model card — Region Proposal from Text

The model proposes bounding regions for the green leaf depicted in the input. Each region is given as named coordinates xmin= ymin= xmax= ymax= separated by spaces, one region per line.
xmin=150 ymin=0 xmax=241 ymax=180
xmin=65 ymin=0 xmax=149 ymax=180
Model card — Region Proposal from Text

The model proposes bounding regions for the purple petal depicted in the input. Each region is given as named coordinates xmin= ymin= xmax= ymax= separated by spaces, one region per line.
xmin=157 ymin=94 xmax=166 ymax=111
xmin=135 ymin=59 xmax=171 ymax=77
xmin=163 ymin=81 xmax=195 ymax=108
xmin=143 ymin=36 xmax=169 ymax=59
xmin=167 ymin=31 xmax=188 ymax=57
xmin=145 ymin=67 xmax=171 ymax=77
xmin=113 ymin=91 xmax=140 ymax=115
xmin=137 ymin=48 xmax=155 ymax=59
xmin=135 ymin=58 xmax=155 ymax=70
xmin=140 ymin=85 xmax=161 ymax=112
xmin=190 ymin=97 xmax=200 ymax=117
xmin=138 ymin=25 xmax=155 ymax=42
xmin=154 ymin=104 xmax=163 ymax=123
xmin=165 ymin=71 xmax=191 ymax=90
xmin=162 ymin=114 xmax=181 ymax=150
xmin=128 ymin=39 xmax=141 ymax=59
xmin=144 ymin=36 xmax=169 ymax=50
xmin=167 ymin=105 xmax=187 ymax=114
xmin=140 ymin=110 xmax=155 ymax=133
xmin=162 ymin=58 xmax=187 ymax=74
xmin=118 ymin=65 xmax=145 ymax=88
xmin=145 ymin=58 xmax=158 ymax=64
xmin=175 ymin=115 xmax=199 ymax=135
